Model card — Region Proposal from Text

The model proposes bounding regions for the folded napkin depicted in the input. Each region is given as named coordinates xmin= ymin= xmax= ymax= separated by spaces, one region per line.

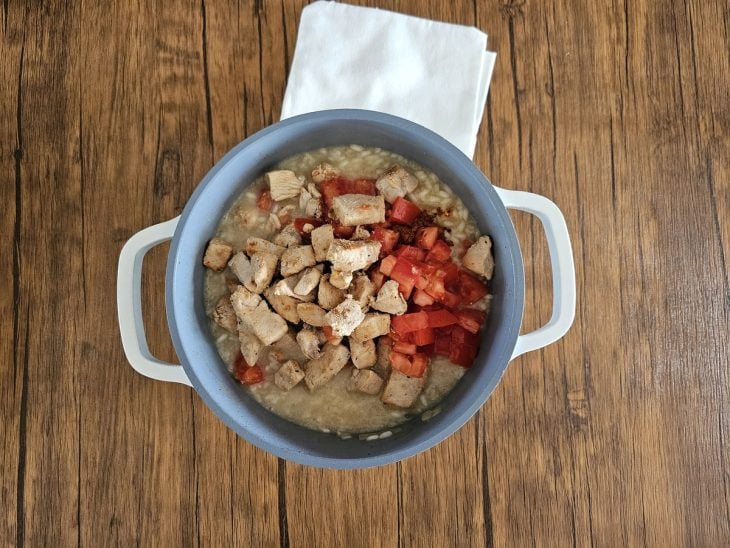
xmin=281 ymin=1 xmax=496 ymax=158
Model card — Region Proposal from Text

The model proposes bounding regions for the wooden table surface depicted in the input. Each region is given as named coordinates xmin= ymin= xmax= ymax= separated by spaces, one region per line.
xmin=2 ymin=1 xmax=728 ymax=546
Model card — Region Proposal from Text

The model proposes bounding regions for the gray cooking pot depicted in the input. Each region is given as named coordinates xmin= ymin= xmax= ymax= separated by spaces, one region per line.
xmin=117 ymin=110 xmax=575 ymax=469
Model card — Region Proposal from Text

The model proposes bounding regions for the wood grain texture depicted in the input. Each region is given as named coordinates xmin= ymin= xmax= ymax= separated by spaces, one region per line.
xmin=1 ymin=0 xmax=728 ymax=546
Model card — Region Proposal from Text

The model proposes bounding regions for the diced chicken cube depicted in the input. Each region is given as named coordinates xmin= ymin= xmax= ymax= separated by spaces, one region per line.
xmin=370 ymin=280 xmax=407 ymax=315
xmin=203 ymin=238 xmax=233 ymax=271
xmin=381 ymin=370 xmax=424 ymax=408
xmin=326 ymin=239 xmax=381 ymax=272
xmin=238 ymin=330 xmax=263 ymax=368
xmin=374 ymin=337 xmax=392 ymax=375
xmin=297 ymin=302 xmax=328 ymax=327
xmin=349 ymin=273 xmax=376 ymax=310
xmin=375 ymin=165 xmax=419 ymax=203
xmin=246 ymin=251 xmax=278 ymax=294
xmin=296 ymin=328 xmax=322 ymax=360
xmin=350 ymin=313 xmax=391 ymax=342
xmin=331 ymin=194 xmax=386 ymax=226
xmin=270 ymin=330 xmax=308 ymax=363
xmin=311 ymin=163 xmax=340 ymax=183
xmin=249 ymin=309 xmax=288 ymax=345
xmin=349 ymin=338 xmax=377 ymax=369
xmin=263 ymin=287 xmax=300 ymax=324
xmin=329 ymin=270 xmax=353 ymax=290
xmin=274 ymin=360 xmax=305 ymax=391
xmin=273 ymin=224 xmax=302 ymax=247
xmin=229 ymin=286 xmax=262 ymax=319
xmin=294 ymin=267 xmax=322 ymax=296
xmin=272 ymin=273 xmax=316 ymax=302
xmin=245 ymin=237 xmax=285 ymax=257
xmin=325 ymin=296 xmax=365 ymax=337
xmin=348 ymin=369 xmax=384 ymax=395
xmin=462 ymin=236 xmax=494 ymax=280
xmin=310 ymin=224 xmax=334 ymax=262
xmin=318 ymin=274 xmax=346 ymax=310
xmin=228 ymin=252 xmax=253 ymax=286
xmin=280 ymin=245 xmax=316 ymax=277
xmin=211 ymin=295 xmax=237 ymax=333
xmin=266 ymin=170 xmax=304 ymax=201
xmin=304 ymin=343 xmax=350 ymax=390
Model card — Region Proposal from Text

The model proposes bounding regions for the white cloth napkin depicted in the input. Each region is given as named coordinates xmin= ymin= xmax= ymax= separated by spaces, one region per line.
xmin=281 ymin=1 xmax=496 ymax=158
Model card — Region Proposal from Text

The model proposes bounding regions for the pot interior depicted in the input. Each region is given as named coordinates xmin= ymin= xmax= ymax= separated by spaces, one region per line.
xmin=166 ymin=110 xmax=524 ymax=468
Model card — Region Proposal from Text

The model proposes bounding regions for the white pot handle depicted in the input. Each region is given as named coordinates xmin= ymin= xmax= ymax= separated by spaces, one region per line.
xmin=116 ymin=216 xmax=192 ymax=386
xmin=494 ymin=187 xmax=576 ymax=360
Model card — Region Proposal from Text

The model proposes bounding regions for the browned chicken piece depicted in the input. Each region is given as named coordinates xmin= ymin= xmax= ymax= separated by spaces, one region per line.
xmin=325 ymin=296 xmax=365 ymax=337
xmin=247 ymin=251 xmax=279 ymax=293
xmin=227 ymin=252 xmax=253 ymax=286
xmin=280 ymin=245 xmax=317 ymax=277
xmin=311 ymin=163 xmax=340 ymax=183
xmin=270 ymin=330 xmax=308 ymax=363
xmin=293 ymin=266 xmax=322 ymax=296
xmin=375 ymin=164 xmax=419 ymax=203
xmin=263 ymin=287 xmax=300 ymax=324
xmin=248 ymin=308 xmax=289 ymax=345
xmin=348 ymin=369 xmax=384 ymax=395
xmin=331 ymin=194 xmax=386 ymax=226
xmin=274 ymin=360 xmax=305 ymax=391
xmin=349 ymin=273 xmax=376 ymax=310
xmin=381 ymin=370 xmax=424 ymax=408
xmin=304 ymin=343 xmax=350 ymax=390
xmin=318 ymin=274 xmax=346 ymax=310
xmin=370 ymin=280 xmax=407 ymax=315
xmin=273 ymin=224 xmax=302 ymax=248
xmin=266 ymin=170 xmax=304 ymax=201
xmin=296 ymin=302 xmax=328 ymax=327
xmin=349 ymin=338 xmax=377 ymax=369
xmin=352 ymin=226 xmax=371 ymax=240
xmin=229 ymin=285 xmax=262 ymax=319
xmin=272 ymin=273 xmax=316 ymax=303
xmin=310 ymin=223 xmax=334 ymax=262
xmin=326 ymin=239 xmax=381 ymax=272
xmin=211 ymin=295 xmax=237 ymax=333
xmin=374 ymin=336 xmax=392 ymax=375
xmin=203 ymin=237 xmax=233 ymax=271
xmin=296 ymin=328 xmax=322 ymax=360
xmin=462 ymin=236 xmax=494 ymax=280
xmin=329 ymin=269 xmax=353 ymax=290
xmin=238 ymin=330 xmax=263 ymax=368
xmin=245 ymin=237 xmax=285 ymax=257
xmin=350 ymin=313 xmax=391 ymax=342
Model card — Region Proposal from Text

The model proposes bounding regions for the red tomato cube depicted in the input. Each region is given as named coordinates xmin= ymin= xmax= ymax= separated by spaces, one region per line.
xmin=371 ymin=226 xmax=400 ymax=254
xmin=379 ymin=255 xmax=398 ymax=276
xmin=432 ymin=327 xmax=452 ymax=356
xmin=411 ymin=327 xmax=435 ymax=346
xmin=426 ymin=240 xmax=452 ymax=263
xmin=391 ymin=311 xmax=429 ymax=335
xmin=449 ymin=326 xmax=480 ymax=367
xmin=393 ymin=341 xmax=417 ymax=355
xmin=394 ymin=245 xmax=426 ymax=262
xmin=389 ymin=197 xmax=421 ymax=224
xmin=456 ymin=308 xmax=486 ymax=334
xmin=370 ymin=270 xmax=386 ymax=291
xmin=412 ymin=288 xmax=435 ymax=306
xmin=457 ymin=271 xmax=489 ymax=305
xmin=257 ymin=190 xmax=273 ymax=211
xmin=415 ymin=227 xmax=439 ymax=250
xmin=426 ymin=308 xmax=458 ymax=328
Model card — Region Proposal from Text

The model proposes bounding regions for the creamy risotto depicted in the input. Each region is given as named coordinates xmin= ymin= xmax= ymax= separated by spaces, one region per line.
xmin=202 ymin=145 xmax=494 ymax=435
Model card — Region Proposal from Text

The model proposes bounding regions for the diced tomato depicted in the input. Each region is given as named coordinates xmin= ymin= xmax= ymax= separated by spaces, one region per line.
xmin=432 ymin=327 xmax=452 ymax=357
xmin=391 ymin=311 xmax=429 ymax=335
xmin=411 ymin=327 xmax=435 ymax=346
xmin=423 ymin=269 xmax=446 ymax=300
xmin=394 ymin=245 xmax=426 ymax=262
xmin=321 ymin=177 xmax=377 ymax=206
xmin=389 ymin=329 xmax=412 ymax=344
xmin=457 ymin=270 xmax=489 ymax=305
xmin=370 ymin=270 xmax=386 ymax=291
xmin=409 ymin=353 xmax=429 ymax=377
xmin=293 ymin=217 xmax=324 ymax=233
xmin=412 ymin=288 xmax=435 ymax=306
xmin=426 ymin=308 xmax=458 ymax=328
xmin=390 ymin=350 xmax=428 ymax=378
xmin=257 ymin=190 xmax=273 ymax=211
xmin=442 ymin=261 xmax=460 ymax=286
xmin=414 ymin=263 xmax=436 ymax=290
xmin=415 ymin=226 xmax=439 ymax=250
xmin=426 ymin=240 xmax=452 ymax=263
xmin=379 ymin=255 xmax=398 ymax=276
xmin=399 ymin=283 xmax=414 ymax=300
xmin=371 ymin=226 xmax=400 ymax=254
xmin=390 ymin=257 xmax=420 ymax=294
xmin=393 ymin=341 xmax=417 ymax=355
xmin=449 ymin=326 xmax=480 ymax=367
xmin=332 ymin=221 xmax=355 ymax=238
xmin=389 ymin=197 xmax=421 ymax=224
xmin=420 ymin=343 xmax=435 ymax=356
xmin=438 ymin=290 xmax=461 ymax=309
xmin=456 ymin=308 xmax=486 ymax=334
xmin=233 ymin=354 xmax=265 ymax=385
